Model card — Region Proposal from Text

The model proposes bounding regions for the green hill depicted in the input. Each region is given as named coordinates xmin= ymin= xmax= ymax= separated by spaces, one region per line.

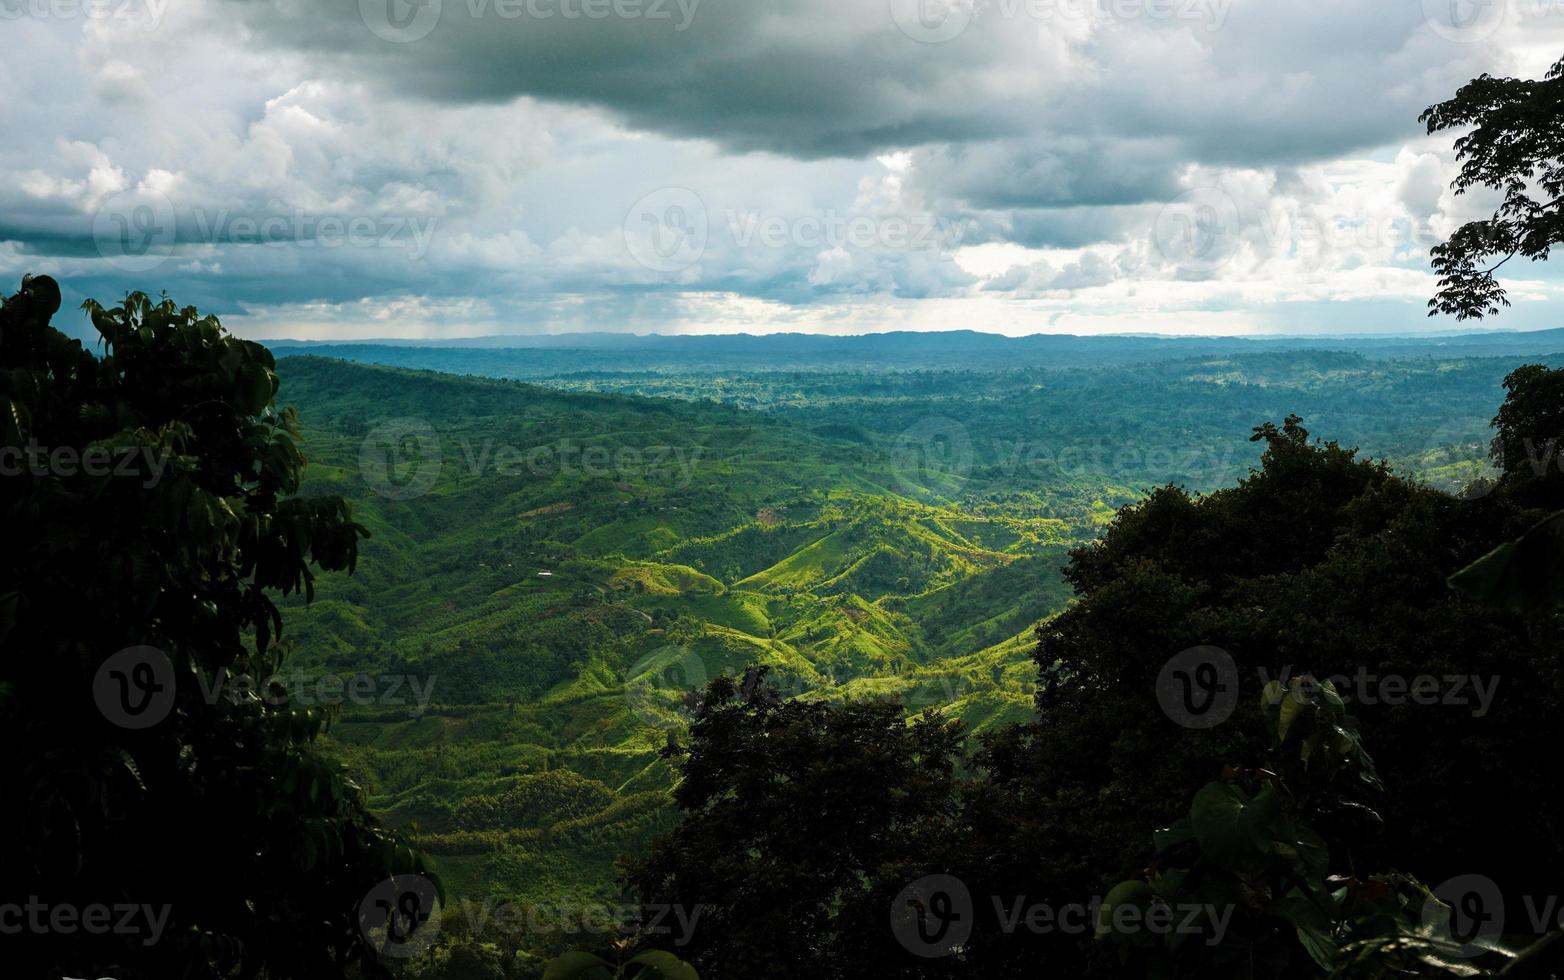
xmin=269 ymin=349 xmax=1535 ymax=912
xmin=273 ymin=356 xmax=1079 ymax=908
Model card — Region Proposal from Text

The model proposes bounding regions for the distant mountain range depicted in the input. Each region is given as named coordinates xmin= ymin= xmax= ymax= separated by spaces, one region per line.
xmin=264 ymin=327 xmax=1564 ymax=376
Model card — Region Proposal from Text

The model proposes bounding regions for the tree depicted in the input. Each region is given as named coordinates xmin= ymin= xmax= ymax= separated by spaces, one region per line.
xmin=1035 ymin=416 xmax=1559 ymax=894
xmin=626 ymin=667 xmax=967 ymax=980
xmin=0 ymin=277 xmax=434 ymax=979
xmin=1422 ymin=56 xmax=1564 ymax=320
xmin=946 ymin=410 xmax=1564 ymax=979
xmin=1447 ymin=364 xmax=1564 ymax=612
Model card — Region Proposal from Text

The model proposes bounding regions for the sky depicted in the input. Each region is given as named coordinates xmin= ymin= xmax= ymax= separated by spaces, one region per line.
xmin=3 ymin=0 xmax=1564 ymax=342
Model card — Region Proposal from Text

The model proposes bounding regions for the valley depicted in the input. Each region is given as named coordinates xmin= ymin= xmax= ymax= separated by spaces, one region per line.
xmin=270 ymin=342 xmax=1554 ymax=921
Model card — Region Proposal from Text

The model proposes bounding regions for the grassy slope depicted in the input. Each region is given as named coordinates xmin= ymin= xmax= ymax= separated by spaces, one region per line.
xmin=275 ymin=357 xmax=1079 ymax=908
xmin=271 ymin=348 xmax=1545 ymax=910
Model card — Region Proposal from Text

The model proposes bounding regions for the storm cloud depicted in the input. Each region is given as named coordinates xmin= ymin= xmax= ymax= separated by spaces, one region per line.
xmin=2 ymin=0 xmax=1562 ymax=338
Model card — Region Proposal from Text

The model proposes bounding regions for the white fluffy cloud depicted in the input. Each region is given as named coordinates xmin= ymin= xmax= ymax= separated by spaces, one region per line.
xmin=2 ymin=0 xmax=1563 ymax=338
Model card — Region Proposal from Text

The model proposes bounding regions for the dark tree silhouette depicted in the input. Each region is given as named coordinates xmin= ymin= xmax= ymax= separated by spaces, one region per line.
xmin=0 ymin=277 xmax=434 ymax=980
xmin=1422 ymin=56 xmax=1564 ymax=320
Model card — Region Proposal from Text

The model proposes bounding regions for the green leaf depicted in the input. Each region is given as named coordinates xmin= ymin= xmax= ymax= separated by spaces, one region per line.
xmin=1278 ymin=687 xmax=1307 ymax=741
xmin=1154 ymin=815 xmax=1195 ymax=852
xmin=1097 ymin=880 xmax=1154 ymax=937
xmin=1261 ymin=679 xmax=1285 ymax=707
xmin=542 ymin=951 xmax=613 ymax=980
xmin=1318 ymin=680 xmax=1345 ymax=716
xmin=1448 ymin=509 xmax=1564 ymax=614
xmin=627 ymin=950 xmax=700 ymax=980
xmin=1191 ymin=783 xmax=1254 ymax=872
xmin=1270 ymin=888 xmax=1338 ymax=971
xmin=1191 ymin=782 xmax=1283 ymax=873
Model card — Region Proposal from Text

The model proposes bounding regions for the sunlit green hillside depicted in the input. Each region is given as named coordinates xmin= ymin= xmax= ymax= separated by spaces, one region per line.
xmin=271 ymin=348 xmax=1529 ymax=913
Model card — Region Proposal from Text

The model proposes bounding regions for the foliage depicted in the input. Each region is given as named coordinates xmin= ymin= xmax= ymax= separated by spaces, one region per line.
xmin=624 ymin=667 xmax=967 ymax=980
xmin=0 ymin=277 xmax=430 ymax=979
xmin=1100 ymin=676 xmax=1406 ymax=977
xmin=623 ymin=393 xmax=1563 ymax=979
xmin=1421 ymin=56 xmax=1564 ymax=320
xmin=542 ymin=944 xmax=698 ymax=980
xmin=1447 ymin=364 xmax=1564 ymax=613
